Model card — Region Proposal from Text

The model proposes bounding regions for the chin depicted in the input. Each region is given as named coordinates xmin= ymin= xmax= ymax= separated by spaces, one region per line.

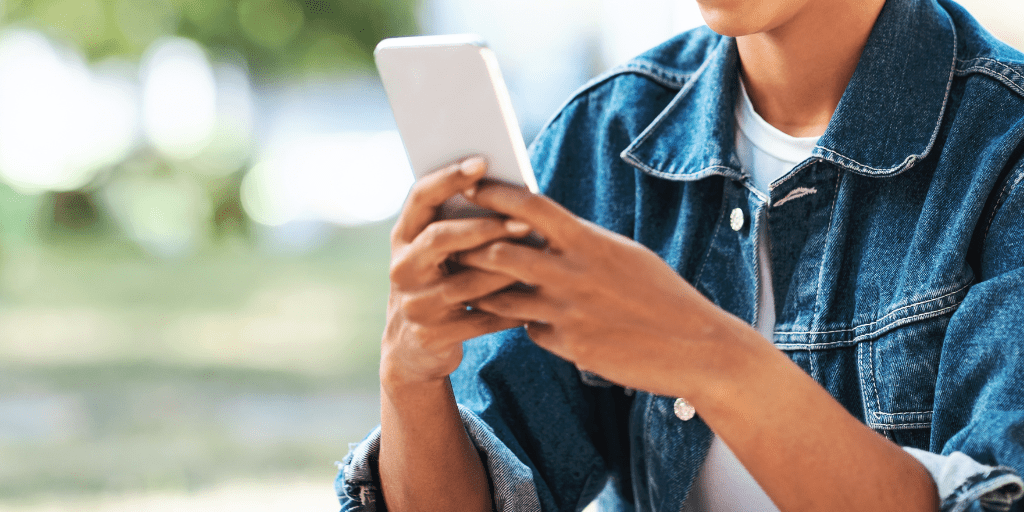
xmin=700 ymin=10 xmax=764 ymax=37
xmin=696 ymin=0 xmax=805 ymax=37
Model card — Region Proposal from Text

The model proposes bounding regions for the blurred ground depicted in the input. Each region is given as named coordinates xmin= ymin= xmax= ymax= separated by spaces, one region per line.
xmin=0 ymin=202 xmax=391 ymax=507
xmin=0 ymin=479 xmax=337 ymax=511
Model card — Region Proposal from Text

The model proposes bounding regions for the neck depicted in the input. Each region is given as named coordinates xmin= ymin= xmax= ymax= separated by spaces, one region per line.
xmin=736 ymin=0 xmax=886 ymax=137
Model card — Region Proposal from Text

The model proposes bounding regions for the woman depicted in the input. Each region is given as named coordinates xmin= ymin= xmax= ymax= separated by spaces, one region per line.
xmin=338 ymin=0 xmax=1024 ymax=510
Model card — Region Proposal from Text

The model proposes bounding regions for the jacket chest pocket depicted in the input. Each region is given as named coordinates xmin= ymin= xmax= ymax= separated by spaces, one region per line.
xmin=853 ymin=295 xmax=962 ymax=449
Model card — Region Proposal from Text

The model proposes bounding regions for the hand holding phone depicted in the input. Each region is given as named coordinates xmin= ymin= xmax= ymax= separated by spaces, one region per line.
xmin=374 ymin=34 xmax=539 ymax=220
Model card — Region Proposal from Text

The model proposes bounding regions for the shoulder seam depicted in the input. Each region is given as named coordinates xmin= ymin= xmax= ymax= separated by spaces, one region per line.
xmin=954 ymin=57 xmax=1024 ymax=99
xmin=610 ymin=60 xmax=693 ymax=89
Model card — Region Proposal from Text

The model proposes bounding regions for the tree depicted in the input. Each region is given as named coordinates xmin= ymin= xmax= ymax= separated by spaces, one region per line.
xmin=1 ymin=0 xmax=419 ymax=77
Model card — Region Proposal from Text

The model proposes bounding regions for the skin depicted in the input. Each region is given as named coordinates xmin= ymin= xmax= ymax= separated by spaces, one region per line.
xmin=378 ymin=0 xmax=942 ymax=510
xmin=700 ymin=0 xmax=888 ymax=137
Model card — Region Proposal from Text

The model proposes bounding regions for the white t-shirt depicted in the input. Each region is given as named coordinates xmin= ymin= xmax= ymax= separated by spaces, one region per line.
xmin=682 ymin=82 xmax=819 ymax=512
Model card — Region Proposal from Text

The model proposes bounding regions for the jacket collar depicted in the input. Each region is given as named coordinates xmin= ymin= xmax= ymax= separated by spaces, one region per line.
xmin=621 ymin=0 xmax=957 ymax=180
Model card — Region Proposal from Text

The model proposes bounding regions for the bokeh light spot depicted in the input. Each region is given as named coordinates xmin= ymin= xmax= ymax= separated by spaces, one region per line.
xmin=141 ymin=37 xmax=217 ymax=161
xmin=241 ymin=131 xmax=414 ymax=227
xmin=0 ymin=29 xmax=138 ymax=193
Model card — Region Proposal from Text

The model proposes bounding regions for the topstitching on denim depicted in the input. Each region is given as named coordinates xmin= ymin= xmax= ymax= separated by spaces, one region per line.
xmin=954 ymin=57 xmax=1024 ymax=98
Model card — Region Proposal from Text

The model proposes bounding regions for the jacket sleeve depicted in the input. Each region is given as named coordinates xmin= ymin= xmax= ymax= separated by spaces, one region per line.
xmin=334 ymin=328 xmax=634 ymax=512
xmin=335 ymin=395 xmax=543 ymax=511
xmin=914 ymin=161 xmax=1024 ymax=511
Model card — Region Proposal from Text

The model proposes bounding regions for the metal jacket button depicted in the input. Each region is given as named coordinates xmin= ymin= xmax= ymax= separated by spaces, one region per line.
xmin=730 ymin=207 xmax=745 ymax=231
xmin=674 ymin=398 xmax=696 ymax=421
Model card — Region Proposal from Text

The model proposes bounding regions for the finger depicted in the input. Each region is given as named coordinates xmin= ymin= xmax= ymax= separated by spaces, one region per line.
xmin=467 ymin=181 xmax=577 ymax=242
xmin=459 ymin=240 xmax=566 ymax=285
xmin=393 ymin=156 xmax=488 ymax=244
xmin=398 ymin=266 xmax=524 ymax=321
xmin=437 ymin=310 xmax=526 ymax=344
xmin=471 ymin=287 xmax=558 ymax=324
xmin=408 ymin=217 xmax=534 ymax=273
xmin=401 ymin=268 xmax=520 ymax=315
xmin=434 ymin=269 xmax=520 ymax=306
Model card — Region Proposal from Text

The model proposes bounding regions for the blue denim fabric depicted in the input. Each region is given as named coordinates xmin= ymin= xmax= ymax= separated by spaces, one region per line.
xmin=338 ymin=0 xmax=1024 ymax=510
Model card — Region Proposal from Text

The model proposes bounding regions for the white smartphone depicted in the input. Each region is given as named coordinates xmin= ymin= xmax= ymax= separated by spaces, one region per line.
xmin=374 ymin=34 xmax=539 ymax=219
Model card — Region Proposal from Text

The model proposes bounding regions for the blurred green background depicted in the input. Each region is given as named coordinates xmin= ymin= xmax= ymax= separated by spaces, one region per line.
xmin=0 ymin=0 xmax=415 ymax=509
xmin=0 ymin=0 xmax=1020 ymax=510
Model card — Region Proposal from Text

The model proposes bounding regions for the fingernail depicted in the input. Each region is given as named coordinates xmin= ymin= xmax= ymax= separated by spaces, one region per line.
xmin=505 ymin=219 xmax=531 ymax=234
xmin=462 ymin=186 xmax=476 ymax=199
xmin=460 ymin=156 xmax=486 ymax=176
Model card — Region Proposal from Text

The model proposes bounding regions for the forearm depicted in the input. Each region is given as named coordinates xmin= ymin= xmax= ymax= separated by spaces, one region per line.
xmin=690 ymin=320 xmax=939 ymax=511
xmin=379 ymin=374 xmax=492 ymax=512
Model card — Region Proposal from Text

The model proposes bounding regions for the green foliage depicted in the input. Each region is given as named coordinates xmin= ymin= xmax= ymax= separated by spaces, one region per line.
xmin=1 ymin=0 xmax=420 ymax=76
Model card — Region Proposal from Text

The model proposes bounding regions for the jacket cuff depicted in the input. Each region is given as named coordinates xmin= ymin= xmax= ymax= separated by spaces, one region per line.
xmin=335 ymin=404 xmax=541 ymax=512
xmin=904 ymin=447 xmax=1024 ymax=512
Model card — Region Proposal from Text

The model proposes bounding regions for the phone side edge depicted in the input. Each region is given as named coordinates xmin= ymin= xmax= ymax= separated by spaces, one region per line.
xmin=479 ymin=48 xmax=540 ymax=194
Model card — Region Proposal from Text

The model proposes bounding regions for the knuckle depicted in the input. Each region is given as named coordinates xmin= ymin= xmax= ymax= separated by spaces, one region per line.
xmin=400 ymin=295 xmax=430 ymax=322
xmin=388 ymin=262 xmax=404 ymax=285
xmin=388 ymin=250 xmax=412 ymax=284
xmin=486 ymin=242 xmax=511 ymax=263
xmin=390 ymin=222 xmax=403 ymax=244
xmin=407 ymin=322 xmax=431 ymax=341
xmin=416 ymin=225 xmax=439 ymax=248
xmin=406 ymin=181 xmax=430 ymax=206
xmin=421 ymin=223 xmax=452 ymax=248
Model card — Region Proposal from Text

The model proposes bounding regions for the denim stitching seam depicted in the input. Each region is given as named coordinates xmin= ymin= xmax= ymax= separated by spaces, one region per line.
xmin=857 ymin=344 xmax=873 ymax=425
xmin=770 ymin=157 xmax=821 ymax=192
xmin=868 ymin=336 xmax=882 ymax=419
xmin=868 ymin=421 xmax=932 ymax=429
xmin=775 ymin=340 xmax=857 ymax=350
xmin=620 ymin=40 xmax=725 ymax=175
xmin=775 ymin=302 xmax=962 ymax=349
xmin=775 ymin=282 xmax=971 ymax=336
xmin=873 ymin=410 xmax=932 ymax=417
xmin=623 ymin=59 xmax=693 ymax=87
xmin=624 ymin=49 xmax=717 ymax=153
xmin=954 ymin=57 xmax=1024 ymax=98
xmin=815 ymin=148 xmax=918 ymax=175
xmin=816 ymin=13 xmax=956 ymax=176
xmin=857 ymin=303 xmax=961 ymax=341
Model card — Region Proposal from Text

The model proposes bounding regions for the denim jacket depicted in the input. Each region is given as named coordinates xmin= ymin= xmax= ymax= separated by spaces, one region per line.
xmin=338 ymin=0 xmax=1024 ymax=510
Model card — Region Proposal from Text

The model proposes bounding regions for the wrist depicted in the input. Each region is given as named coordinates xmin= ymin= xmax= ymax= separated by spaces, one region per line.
xmin=380 ymin=359 xmax=451 ymax=401
xmin=682 ymin=313 xmax=775 ymax=412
